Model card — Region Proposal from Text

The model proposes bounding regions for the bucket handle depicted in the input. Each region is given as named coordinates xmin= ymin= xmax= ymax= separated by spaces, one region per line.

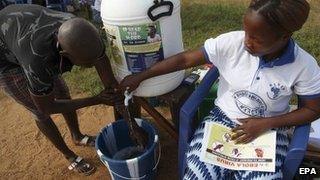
xmin=147 ymin=0 xmax=174 ymax=21
xmin=102 ymin=142 xmax=162 ymax=180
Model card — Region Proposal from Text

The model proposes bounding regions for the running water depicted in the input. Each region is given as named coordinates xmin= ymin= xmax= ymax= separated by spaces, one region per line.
xmin=112 ymin=90 xmax=149 ymax=160
xmin=125 ymin=104 xmax=149 ymax=148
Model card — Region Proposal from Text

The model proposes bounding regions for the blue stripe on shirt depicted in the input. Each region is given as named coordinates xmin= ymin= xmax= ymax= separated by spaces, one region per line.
xmin=201 ymin=46 xmax=212 ymax=64
xmin=298 ymin=93 xmax=320 ymax=99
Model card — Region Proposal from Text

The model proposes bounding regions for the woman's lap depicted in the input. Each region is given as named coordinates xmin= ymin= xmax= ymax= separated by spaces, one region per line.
xmin=183 ymin=107 xmax=289 ymax=180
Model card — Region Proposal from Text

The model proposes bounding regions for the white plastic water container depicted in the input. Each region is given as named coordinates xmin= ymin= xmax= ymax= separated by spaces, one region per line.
xmin=101 ymin=0 xmax=185 ymax=97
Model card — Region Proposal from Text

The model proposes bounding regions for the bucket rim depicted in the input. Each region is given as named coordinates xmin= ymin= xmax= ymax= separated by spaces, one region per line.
xmin=95 ymin=118 xmax=159 ymax=163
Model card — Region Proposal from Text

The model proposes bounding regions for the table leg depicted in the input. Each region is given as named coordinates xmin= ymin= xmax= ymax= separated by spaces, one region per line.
xmin=136 ymin=97 xmax=178 ymax=141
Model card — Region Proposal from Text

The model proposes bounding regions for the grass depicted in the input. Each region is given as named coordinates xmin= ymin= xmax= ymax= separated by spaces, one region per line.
xmin=64 ymin=0 xmax=320 ymax=100
xmin=181 ymin=2 xmax=246 ymax=49
xmin=63 ymin=67 xmax=103 ymax=95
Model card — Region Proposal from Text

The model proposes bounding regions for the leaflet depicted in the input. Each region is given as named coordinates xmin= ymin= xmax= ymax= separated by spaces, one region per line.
xmin=200 ymin=122 xmax=276 ymax=172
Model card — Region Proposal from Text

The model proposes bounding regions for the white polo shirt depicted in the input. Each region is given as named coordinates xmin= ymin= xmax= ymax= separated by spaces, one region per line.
xmin=203 ymin=31 xmax=320 ymax=122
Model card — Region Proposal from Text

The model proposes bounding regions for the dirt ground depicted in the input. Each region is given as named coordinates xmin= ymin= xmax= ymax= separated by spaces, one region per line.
xmin=0 ymin=91 xmax=178 ymax=180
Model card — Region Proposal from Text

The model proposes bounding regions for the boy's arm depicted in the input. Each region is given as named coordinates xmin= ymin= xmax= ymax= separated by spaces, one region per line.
xmin=118 ymin=49 xmax=207 ymax=91
xmin=30 ymin=54 xmax=123 ymax=115
xmin=94 ymin=53 xmax=119 ymax=88
xmin=30 ymin=89 xmax=121 ymax=115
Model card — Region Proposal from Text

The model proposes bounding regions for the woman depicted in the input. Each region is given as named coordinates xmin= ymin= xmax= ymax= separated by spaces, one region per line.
xmin=119 ymin=0 xmax=319 ymax=179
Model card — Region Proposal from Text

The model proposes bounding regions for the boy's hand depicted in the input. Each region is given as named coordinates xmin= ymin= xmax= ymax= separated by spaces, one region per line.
xmin=231 ymin=118 xmax=271 ymax=144
xmin=117 ymin=74 xmax=144 ymax=92
xmin=96 ymin=89 xmax=124 ymax=106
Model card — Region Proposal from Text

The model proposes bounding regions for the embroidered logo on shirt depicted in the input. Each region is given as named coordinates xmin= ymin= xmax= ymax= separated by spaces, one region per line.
xmin=233 ymin=90 xmax=267 ymax=117
xmin=267 ymin=83 xmax=286 ymax=100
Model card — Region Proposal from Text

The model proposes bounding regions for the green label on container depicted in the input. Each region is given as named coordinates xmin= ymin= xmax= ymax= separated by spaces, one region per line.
xmin=118 ymin=22 xmax=164 ymax=73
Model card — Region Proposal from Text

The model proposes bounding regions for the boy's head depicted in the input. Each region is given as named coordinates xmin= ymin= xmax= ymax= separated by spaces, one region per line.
xmin=243 ymin=0 xmax=310 ymax=57
xmin=57 ymin=18 xmax=104 ymax=68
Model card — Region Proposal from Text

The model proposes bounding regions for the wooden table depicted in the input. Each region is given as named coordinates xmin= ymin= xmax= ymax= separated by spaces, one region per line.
xmin=135 ymin=82 xmax=197 ymax=141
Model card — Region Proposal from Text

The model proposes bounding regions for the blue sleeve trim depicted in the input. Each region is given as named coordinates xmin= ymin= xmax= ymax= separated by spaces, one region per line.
xmin=298 ymin=93 xmax=320 ymax=99
xmin=201 ymin=46 xmax=212 ymax=64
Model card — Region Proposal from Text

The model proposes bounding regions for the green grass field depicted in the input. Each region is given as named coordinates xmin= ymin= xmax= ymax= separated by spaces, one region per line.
xmin=64 ymin=0 xmax=320 ymax=98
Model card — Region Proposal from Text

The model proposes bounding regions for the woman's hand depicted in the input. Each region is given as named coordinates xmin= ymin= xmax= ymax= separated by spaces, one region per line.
xmin=231 ymin=117 xmax=272 ymax=144
xmin=117 ymin=74 xmax=144 ymax=92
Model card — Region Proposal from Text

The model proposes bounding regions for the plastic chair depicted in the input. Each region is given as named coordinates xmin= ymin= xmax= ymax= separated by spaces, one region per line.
xmin=45 ymin=0 xmax=66 ymax=11
xmin=179 ymin=66 xmax=310 ymax=180
xmin=5 ymin=0 xmax=25 ymax=4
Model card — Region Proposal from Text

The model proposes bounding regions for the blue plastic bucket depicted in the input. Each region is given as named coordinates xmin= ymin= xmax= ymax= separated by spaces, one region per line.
xmin=96 ymin=119 xmax=160 ymax=180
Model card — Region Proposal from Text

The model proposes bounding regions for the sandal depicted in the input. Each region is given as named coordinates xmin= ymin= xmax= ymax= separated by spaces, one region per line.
xmin=68 ymin=156 xmax=96 ymax=176
xmin=74 ymin=135 xmax=96 ymax=147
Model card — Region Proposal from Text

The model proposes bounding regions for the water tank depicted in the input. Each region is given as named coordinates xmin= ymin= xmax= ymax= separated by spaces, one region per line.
xmin=101 ymin=0 xmax=185 ymax=97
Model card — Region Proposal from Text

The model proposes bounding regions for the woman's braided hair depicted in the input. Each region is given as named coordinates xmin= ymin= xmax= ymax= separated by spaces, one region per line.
xmin=248 ymin=0 xmax=310 ymax=35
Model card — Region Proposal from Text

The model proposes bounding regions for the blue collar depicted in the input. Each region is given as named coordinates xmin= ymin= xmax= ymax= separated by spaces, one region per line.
xmin=259 ymin=39 xmax=295 ymax=68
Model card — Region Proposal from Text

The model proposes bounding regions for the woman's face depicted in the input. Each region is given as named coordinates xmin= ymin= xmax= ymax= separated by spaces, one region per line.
xmin=243 ymin=10 xmax=289 ymax=58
